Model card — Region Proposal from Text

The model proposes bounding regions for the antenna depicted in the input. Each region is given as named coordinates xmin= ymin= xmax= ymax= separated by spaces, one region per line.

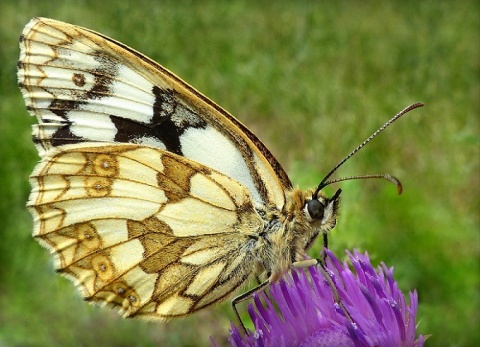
xmin=313 ymin=102 xmax=424 ymax=198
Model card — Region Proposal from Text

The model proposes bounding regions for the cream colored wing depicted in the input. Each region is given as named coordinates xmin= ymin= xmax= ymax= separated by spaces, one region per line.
xmin=29 ymin=143 xmax=263 ymax=319
xmin=18 ymin=17 xmax=291 ymax=208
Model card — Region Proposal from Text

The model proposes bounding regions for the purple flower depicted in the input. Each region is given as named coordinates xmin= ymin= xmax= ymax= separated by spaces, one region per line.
xmin=212 ymin=249 xmax=425 ymax=347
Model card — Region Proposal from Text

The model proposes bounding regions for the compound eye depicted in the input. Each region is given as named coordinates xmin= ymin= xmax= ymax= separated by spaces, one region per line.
xmin=307 ymin=199 xmax=324 ymax=220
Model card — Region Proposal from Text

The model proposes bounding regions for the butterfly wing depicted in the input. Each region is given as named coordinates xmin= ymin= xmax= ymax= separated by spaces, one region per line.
xmin=18 ymin=17 xmax=291 ymax=208
xmin=29 ymin=143 xmax=263 ymax=319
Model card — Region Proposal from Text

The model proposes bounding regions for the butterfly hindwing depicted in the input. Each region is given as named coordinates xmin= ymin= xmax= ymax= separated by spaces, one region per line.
xmin=29 ymin=143 xmax=263 ymax=318
xmin=18 ymin=17 xmax=291 ymax=208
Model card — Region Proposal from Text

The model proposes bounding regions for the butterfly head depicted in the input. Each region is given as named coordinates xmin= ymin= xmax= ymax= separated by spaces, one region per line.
xmin=281 ymin=187 xmax=342 ymax=257
xmin=305 ymin=188 xmax=341 ymax=229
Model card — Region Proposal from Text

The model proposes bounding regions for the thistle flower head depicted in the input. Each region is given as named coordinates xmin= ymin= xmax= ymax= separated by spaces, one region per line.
xmin=212 ymin=249 xmax=425 ymax=347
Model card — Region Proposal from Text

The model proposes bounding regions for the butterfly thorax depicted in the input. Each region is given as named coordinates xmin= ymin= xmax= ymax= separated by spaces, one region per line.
xmin=253 ymin=188 xmax=340 ymax=283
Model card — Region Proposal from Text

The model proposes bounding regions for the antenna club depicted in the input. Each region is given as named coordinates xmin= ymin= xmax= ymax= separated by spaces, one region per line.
xmin=382 ymin=173 xmax=403 ymax=195
xmin=406 ymin=102 xmax=424 ymax=110
xmin=396 ymin=182 xmax=403 ymax=195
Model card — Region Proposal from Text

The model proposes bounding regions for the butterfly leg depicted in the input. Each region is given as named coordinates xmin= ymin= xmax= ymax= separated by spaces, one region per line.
xmin=322 ymin=232 xmax=329 ymax=263
xmin=254 ymin=275 xmax=275 ymax=303
xmin=292 ymin=258 xmax=354 ymax=324
xmin=231 ymin=280 xmax=270 ymax=335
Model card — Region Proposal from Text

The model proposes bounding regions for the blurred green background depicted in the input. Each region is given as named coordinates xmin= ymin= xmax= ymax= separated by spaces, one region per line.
xmin=0 ymin=0 xmax=478 ymax=346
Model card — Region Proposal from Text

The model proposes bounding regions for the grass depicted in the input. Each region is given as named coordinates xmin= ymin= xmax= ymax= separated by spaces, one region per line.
xmin=1 ymin=0 xmax=478 ymax=346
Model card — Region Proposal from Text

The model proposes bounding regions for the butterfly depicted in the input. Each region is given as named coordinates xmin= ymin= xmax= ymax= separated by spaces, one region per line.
xmin=18 ymin=17 xmax=423 ymax=323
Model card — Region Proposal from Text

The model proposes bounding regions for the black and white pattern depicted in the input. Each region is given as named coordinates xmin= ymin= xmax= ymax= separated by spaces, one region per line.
xmin=18 ymin=17 xmax=292 ymax=207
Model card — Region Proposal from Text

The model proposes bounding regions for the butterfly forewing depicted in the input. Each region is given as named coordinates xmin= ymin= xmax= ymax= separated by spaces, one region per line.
xmin=29 ymin=143 xmax=263 ymax=319
xmin=18 ymin=17 xmax=291 ymax=208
